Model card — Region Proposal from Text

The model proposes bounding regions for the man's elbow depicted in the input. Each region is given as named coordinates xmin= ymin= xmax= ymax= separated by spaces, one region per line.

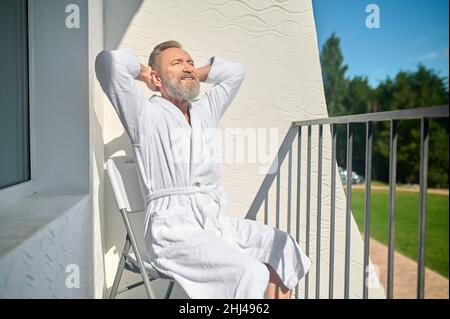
xmin=95 ymin=50 xmax=114 ymax=86
xmin=95 ymin=50 xmax=112 ymax=72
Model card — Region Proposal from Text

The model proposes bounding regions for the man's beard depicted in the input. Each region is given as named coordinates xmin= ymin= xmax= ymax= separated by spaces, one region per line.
xmin=162 ymin=73 xmax=200 ymax=101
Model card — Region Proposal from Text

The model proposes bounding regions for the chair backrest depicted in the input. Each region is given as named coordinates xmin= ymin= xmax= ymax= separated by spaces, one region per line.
xmin=106 ymin=155 xmax=145 ymax=213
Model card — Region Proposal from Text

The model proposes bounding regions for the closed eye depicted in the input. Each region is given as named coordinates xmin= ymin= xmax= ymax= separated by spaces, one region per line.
xmin=170 ymin=58 xmax=195 ymax=66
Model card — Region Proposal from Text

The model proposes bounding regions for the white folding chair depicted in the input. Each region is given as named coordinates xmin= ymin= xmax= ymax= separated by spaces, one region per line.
xmin=106 ymin=155 xmax=175 ymax=299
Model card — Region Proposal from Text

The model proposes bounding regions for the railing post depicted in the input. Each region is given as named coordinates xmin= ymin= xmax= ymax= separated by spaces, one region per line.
xmin=295 ymin=126 xmax=302 ymax=299
xmin=329 ymin=124 xmax=337 ymax=299
xmin=344 ymin=123 xmax=353 ymax=299
xmin=315 ymin=124 xmax=323 ymax=299
xmin=387 ymin=120 xmax=397 ymax=299
xmin=305 ymin=125 xmax=312 ymax=299
xmin=287 ymin=146 xmax=293 ymax=234
xmin=417 ymin=117 xmax=429 ymax=299
xmin=363 ymin=121 xmax=373 ymax=299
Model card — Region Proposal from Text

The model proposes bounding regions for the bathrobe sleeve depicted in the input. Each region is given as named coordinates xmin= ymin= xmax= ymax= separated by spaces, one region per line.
xmin=95 ymin=47 xmax=145 ymax=142
xmin=204 ymin=57 xmax=245 ymax=126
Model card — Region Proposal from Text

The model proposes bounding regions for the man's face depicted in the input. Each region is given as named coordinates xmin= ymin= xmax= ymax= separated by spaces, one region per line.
xmin=156 ymin=47 xmax=200 ymax=101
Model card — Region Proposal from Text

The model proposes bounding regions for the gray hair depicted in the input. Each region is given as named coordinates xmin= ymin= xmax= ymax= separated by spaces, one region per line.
xmin=148 ymin=40 xmax=182 ymax=69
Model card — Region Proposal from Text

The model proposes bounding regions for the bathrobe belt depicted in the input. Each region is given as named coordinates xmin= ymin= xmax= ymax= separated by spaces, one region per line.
xmin=144 ymin=183 xmax=228 ymax=233
xmin=145 ymin=183 xmax=219 ymax=203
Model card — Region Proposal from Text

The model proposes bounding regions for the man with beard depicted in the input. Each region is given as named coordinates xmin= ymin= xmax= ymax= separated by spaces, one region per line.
xmin=95 ymin=41 xmax=310 ymax=299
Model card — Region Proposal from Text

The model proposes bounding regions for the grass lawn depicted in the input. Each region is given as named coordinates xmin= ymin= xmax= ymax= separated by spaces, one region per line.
xmin=351 ymin=189 xmax=449 ymax=278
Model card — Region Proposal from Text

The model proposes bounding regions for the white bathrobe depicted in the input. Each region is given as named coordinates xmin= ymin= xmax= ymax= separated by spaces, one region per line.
xmin=95 ymin=47 xmax=311 ymax=299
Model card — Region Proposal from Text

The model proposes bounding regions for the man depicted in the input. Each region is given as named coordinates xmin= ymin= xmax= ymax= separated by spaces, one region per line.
xmin=95 ymin=41 xmax=310 ymax=299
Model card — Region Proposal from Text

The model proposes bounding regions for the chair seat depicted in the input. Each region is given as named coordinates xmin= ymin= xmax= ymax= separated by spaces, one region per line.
xmin=125 ymin=253 xmax=173 ymax=280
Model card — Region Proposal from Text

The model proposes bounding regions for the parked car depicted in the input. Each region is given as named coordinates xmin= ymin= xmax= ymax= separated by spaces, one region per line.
xmin=338 ymin=167 xmax=365 ymax=184
xmin=351 ymin=171 xmax=365 ymax=184
xmin=338 ymin=166 xmax=347 ymax=183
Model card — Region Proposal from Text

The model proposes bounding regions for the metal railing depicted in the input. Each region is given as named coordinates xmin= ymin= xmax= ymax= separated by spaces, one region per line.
xmin=245 ymin=105 xmax=449 ymax=299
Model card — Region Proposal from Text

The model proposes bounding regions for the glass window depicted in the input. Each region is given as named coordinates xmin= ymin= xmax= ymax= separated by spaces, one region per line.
xmin=0 ymin=0 xmax=30 ymax=190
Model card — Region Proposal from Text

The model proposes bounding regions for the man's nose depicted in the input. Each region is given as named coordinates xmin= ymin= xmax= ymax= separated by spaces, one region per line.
xmin=182 ymin=62 xmax=194 ymax=72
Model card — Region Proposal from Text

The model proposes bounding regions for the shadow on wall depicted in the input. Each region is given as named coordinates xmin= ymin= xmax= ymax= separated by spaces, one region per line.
xmin=99 ymin=0 xmax=149 ymax=297
xmin=104 ymin=0 xmax=144 ymax=50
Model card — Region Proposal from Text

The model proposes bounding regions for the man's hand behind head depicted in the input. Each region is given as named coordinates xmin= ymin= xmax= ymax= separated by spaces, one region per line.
xmin=138 ymin=64 xmax=159 ymax=92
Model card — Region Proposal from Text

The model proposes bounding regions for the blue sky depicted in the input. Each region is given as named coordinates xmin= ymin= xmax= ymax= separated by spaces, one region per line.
xmin=312 ymin=0 xmax=449 ymax=88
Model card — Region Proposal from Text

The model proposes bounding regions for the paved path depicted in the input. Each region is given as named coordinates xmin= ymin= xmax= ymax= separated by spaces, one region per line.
xmin=369 ymin=237 xmax=448 ymax=299
xmin=349 ymin=185 xmax=449 ymax=196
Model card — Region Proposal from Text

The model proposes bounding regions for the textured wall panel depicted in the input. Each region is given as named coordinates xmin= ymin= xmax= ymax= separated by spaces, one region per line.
xmin=0 ymin=196 xmax=92 ymax=298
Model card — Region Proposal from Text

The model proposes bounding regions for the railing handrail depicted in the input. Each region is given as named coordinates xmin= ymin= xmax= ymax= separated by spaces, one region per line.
xmin=293 ymin=105 xmax=449 ymax=126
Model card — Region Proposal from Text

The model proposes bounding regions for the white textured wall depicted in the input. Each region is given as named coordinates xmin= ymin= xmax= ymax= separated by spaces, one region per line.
xmin=102 ymin=0 xmax=384 ymax=298
xmin=0 ymin=195 xmax=91 ymax=298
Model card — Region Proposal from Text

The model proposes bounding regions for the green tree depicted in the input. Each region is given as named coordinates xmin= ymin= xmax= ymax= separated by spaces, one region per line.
xmin=320 ymin=33 xmax=348 ymax=116
xmin=344 ymin=76 xmax=374 ymax=114
xmin=320 ymin=33 xmax=448 ymax=188
xmin=428 ymin=118 xmax=449 ymax=188
xmin=373 ymin=65 xmax=449 ymax=187
xmin=343 ymin=77 xmax=375 ymax=177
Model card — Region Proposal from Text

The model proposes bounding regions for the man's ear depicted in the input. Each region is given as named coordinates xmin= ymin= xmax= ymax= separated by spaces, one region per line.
xmin=151 ymin=70 xmax=163 ymax=90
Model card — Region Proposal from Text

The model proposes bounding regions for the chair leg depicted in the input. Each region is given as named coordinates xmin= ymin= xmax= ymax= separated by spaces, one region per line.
xmin=109 ymin=237 xmax=132 ymax=299
xmin=137 ymin=258 xmax=156 ymax=299
xmin=164 ymin=281 xmax=175 ymax=299
xmin=119 ymin=209 xmax=156 ymax=299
